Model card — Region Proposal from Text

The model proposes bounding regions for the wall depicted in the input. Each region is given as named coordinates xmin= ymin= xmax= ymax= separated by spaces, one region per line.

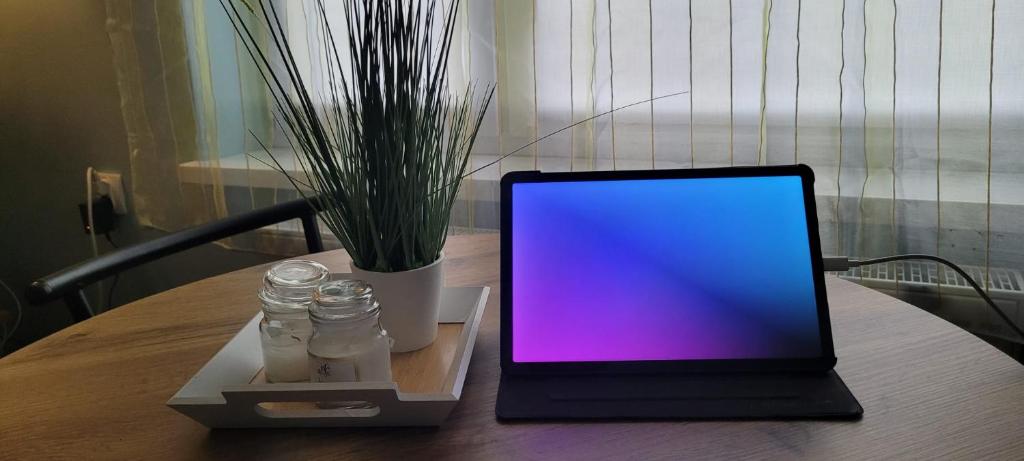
xmin=0 ymin=0 xmax=278 ymax=354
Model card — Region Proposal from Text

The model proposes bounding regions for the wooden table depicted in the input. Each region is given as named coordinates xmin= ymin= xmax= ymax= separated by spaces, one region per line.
xmin=2 ymin=234 xmax=1022 ymax=459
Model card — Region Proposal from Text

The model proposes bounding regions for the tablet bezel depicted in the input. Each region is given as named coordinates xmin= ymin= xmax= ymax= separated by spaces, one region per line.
xmin=500 ymin=165 xmax=837 ymax=375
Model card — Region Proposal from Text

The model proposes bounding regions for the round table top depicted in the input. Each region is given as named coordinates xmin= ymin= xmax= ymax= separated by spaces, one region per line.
xmin=2 ymin=234 xmax=1022 ymax=459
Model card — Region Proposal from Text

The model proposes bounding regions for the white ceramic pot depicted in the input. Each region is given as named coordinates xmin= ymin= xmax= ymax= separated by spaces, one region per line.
xmin=349 ymin=254 xmax=444 ymax=352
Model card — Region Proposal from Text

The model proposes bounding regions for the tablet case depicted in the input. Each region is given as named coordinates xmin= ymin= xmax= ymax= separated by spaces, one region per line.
xmin=496 ymin=370 xmax=862 ymax=421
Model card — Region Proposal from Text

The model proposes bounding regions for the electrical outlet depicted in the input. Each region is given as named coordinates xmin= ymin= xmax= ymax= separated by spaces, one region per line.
xmin=79 ymin=196 xmax=117 ymax=234
xmin=93 ymin=171 xmax=127 ymax=214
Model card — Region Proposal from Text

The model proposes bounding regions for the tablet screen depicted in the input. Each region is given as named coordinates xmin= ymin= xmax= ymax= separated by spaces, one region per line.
xmin=511 ymin=175 xmax=823 ymax=363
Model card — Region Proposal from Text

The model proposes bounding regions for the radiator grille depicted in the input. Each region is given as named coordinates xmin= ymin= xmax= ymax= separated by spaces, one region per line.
xmin=839 ymin=261 xmax=1024 ymax=294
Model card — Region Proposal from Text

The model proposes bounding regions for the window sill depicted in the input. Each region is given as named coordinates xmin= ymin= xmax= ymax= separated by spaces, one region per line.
xmin=179 ymin=152 xmax=1024 ymax=207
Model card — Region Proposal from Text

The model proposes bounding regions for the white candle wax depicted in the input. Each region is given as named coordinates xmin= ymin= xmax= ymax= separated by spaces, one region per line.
xmin=262 ymin=340 xmax=310 ymax=383
xmin=259 ymin=319 xmax=312 ymax=383
xmin=308 ymin=335 xmax=392 ymax=383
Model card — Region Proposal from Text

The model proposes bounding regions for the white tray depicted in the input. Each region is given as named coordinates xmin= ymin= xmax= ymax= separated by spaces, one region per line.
xmin=167 ymin=286 xmax=489 ymax=428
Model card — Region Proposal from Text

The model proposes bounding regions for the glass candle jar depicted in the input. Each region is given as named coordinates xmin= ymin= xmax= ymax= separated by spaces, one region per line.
xmin=258 ymin=260 xmax=329 ymax=383
xmin=308 ymin=280 xmax=393 ymax=385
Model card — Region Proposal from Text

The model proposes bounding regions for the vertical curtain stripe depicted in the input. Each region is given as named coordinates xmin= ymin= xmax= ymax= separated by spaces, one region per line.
xmin=728 ymin=0 xmax=734 ymax=166
xmin=494 ymin=1 xmax=503 ymax=177
xmin=234 ymin=15 xmax=256 ymax=214
xmin=441 ymin=0 xmax=474 ymax=231
xmin=936 ymin=0 xmax=992 ymax=292
xmin=107 ymin=0 xmax=175 ymax=228
xmin=859 ymin=0 xmax=867 ymax=209
xmin=836 ymin=0 xmax=846 ymax=254
xmin=588 ymin=1 xmax=596 ymax=171
xmin=191 ymin=0 xmax=228 ymax=220
xmin=569 ymin=0 xmax=575 ymax=172
xmin=493 ymin=0 xmax=538 ymax=175
xmin=891 ymin=0 xmax=899 ymax=294
xmin=888 ymin=0 xmax=897 ymax=292
xmin=985 ymin=0 xmax=996 ymax=291
xmin=858 ymin=0 xmax=897 ymax=265
xmin=794 ymin=0 xmax=801 ymax=164
xmin=183 ymin=1 xmax=217 ymax=215
xmin=688 ymin=0 xmax=694 ymax=167
xmin=153 ymin=1 xmax=189 ymax=220
xmin=857 ymin=0 xmax=867 ymax=286
xmin=649 ymin=0 xmax=656 ymax=168
xmin=569 ymin=0 xmax=597 ymax=172
xmin=532 ymin=0 xmax=539 ymax=170
xmin=607 ymin=0 xmax=617 ymax=169
xmin=757 ymin=0 xmax=772 ymax=166
xmin=935 ymin=0 xmax=943 ymax=295
xmin=150 ymin=2 xmax=189 ymax=219
xmin=464 ymin=0 xmax=474 ymax=231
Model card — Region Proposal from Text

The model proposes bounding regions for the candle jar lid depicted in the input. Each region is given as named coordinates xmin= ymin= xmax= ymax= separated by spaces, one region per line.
xmin=311 ymin=280 xmax=380 ymax=323
xmin=259 ymin=260 xmax=330 ymax=313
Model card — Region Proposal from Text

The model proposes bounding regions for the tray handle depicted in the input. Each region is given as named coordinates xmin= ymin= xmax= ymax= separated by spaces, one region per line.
xmin=218 ymin=384 xmax=457 ymax=426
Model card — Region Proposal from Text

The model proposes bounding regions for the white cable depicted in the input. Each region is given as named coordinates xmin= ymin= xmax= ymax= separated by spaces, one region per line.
xmin=86 ymin=167 xmax=104 ymax=313
xmin=0 ymin=279 xmax=23 ymax=355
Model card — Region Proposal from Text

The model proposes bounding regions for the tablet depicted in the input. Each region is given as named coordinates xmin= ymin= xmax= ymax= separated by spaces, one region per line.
xmin=500 ymin=165 xmax=836 ymax=375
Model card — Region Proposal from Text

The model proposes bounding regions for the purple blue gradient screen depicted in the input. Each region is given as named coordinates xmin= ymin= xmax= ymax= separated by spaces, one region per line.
xmin=511 ymin=176 xmax=823 ymax=363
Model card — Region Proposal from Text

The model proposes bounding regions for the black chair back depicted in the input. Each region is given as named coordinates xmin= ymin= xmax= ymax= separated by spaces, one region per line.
xmin=26 ymin=198 xmax=323 ymax=321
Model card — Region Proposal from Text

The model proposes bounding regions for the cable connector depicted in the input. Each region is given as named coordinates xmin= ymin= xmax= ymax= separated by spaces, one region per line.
xmin=822 ymin=256 xmax=853 ymax=272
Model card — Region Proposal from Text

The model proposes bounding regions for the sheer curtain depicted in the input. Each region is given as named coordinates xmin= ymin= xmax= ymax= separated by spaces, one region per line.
xmin=107 ymin=0 xmax=1024 ymax=292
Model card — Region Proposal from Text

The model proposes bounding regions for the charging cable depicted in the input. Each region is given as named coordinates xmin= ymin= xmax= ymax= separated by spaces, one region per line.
xmin=0 ymin=278 xmax=22 ymax=355
xmin=823 ymin=254 xmax=1024 ymax=341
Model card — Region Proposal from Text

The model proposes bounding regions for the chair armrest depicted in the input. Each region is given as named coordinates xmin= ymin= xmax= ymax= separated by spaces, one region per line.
xmin=26 ymin=198 xmax=320 ymax=306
